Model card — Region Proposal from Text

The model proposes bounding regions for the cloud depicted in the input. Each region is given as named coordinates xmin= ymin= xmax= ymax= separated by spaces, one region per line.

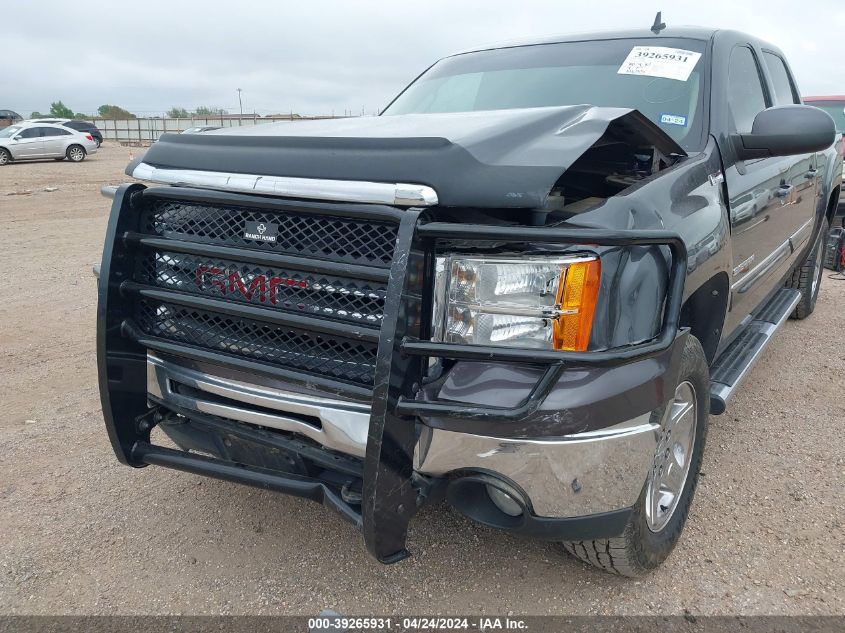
xmin=5 ymin=0 xmax=842 ymax=116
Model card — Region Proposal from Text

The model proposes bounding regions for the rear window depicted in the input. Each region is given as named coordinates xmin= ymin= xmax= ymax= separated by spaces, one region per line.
xmin=762 ymin=52 xmax=799 ymax=105
xmin=805 ymin=100 xmax=845 ymax=133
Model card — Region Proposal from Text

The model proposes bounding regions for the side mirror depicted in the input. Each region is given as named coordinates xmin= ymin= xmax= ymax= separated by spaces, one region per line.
xmin=12 ymin=135 xmax=22 ymax=141
xmin=734 ymin=105 xmax=836 ymax=160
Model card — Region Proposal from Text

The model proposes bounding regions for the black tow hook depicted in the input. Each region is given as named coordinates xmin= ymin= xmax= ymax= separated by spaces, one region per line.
xmin=135 ymin=409 xmax=163 ymax=435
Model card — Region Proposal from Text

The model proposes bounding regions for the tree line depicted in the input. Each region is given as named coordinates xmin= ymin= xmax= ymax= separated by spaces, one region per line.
xmin=166 ymin=106 xmax=229 ymax=118
xmin=30 ymin=101 xmax=136 ymax=120
xmin=30 ymin=101 xmax=230 ymax=120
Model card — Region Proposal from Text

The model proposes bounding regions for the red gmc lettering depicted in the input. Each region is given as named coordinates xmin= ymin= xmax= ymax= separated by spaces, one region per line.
xmin=229 ymin=272 xmax=268 ymax=302
xmin=196 ymin=265 xmax=306 ymax=304
xmin=196 ymin=265 xmax=226 ymax=292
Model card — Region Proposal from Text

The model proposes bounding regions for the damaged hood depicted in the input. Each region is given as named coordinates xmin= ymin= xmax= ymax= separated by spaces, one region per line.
xmin=133 ymin=105 xmax=685 ymax=208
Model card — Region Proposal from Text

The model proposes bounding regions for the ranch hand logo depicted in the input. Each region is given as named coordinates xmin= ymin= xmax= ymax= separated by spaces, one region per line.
xmin=244 ymin=220 xmax=279 ymax=243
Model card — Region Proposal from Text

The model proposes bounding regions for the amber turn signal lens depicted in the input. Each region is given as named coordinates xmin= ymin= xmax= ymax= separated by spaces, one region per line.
xmin=553 ymin=259 xmax=601 ymax=351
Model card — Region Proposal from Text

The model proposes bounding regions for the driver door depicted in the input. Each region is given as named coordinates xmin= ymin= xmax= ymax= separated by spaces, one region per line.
xmin=10 ymin=127 xmax=44 ymax=158
xmin=722 ymin=45 xmax=812 ymax=329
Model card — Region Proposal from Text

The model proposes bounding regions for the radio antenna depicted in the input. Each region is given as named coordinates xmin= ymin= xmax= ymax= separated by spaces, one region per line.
xmin=651 ymin=11 xmax=667 ymax=34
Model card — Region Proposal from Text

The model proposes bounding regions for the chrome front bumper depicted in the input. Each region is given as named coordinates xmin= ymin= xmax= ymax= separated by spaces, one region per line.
xmin=147 ymin=355 xmax=370 ymax=458
xmin=414 ymin=417 xmax=658 ymax=518
xmin=148 ymin=355 xmax=660 ymax=519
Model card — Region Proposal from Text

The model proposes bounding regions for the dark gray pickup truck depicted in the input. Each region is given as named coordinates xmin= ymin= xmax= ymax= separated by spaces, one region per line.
xmin=97 ymin=26 xmax=841 ymax=576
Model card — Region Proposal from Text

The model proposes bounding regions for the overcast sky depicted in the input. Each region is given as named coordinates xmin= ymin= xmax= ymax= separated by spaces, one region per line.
xmin=5 ymin=0 xmax=844 ymax=118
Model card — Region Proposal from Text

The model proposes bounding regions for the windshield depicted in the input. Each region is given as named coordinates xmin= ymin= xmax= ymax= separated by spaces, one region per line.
xmin=384 ymin=38 xmax=708 ymax=150
xmin=0 ymin=126 xmax=21 ymax=138
xmin=806 ymin=101 xmax=845 ymax=133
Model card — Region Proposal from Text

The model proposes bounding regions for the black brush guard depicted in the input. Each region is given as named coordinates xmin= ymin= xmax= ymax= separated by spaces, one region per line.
xmin=98 ymin=183 xmax=687 ymax=564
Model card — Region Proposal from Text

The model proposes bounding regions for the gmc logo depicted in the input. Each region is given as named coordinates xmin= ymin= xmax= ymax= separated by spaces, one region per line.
xmin=196 ymin=265 xmax=307 ymax=304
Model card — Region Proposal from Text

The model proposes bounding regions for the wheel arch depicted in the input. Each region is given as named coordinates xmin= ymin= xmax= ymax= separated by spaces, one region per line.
xmin=679 ymin=272 xmax=730 ymax=365
xmin=825 ymin=184 xmax=840 ymax=226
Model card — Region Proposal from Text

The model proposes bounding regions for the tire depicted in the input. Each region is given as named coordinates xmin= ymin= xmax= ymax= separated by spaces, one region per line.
xmin=562 ymin=335 xmax=709 ymax=577
xmin=66 ymin=145 xmax=86 ymax=162
xmin=95 ymin=138 xmax=101 ymax=148
xmin=0 ymin=148 xmax=10 ymax=166
xmin=786 ymin=217 xmax=828 ymax=320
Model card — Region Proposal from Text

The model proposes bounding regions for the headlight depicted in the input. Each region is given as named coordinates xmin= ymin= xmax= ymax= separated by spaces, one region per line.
xmin=432 ymin=255 xmax=601 ymax=351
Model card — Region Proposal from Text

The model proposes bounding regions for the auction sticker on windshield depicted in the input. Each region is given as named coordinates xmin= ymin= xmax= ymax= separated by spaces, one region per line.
xmin=618 ymin=46 xmax=702 ymax=81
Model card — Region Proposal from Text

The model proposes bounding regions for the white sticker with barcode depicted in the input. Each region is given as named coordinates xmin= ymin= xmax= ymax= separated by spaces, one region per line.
xmin=617 ymin=46 xmax=702 ymax=81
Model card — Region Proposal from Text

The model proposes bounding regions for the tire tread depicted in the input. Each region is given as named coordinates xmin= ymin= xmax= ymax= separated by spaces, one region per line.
xmin=785 ymin=218 xmax=827 ymax=320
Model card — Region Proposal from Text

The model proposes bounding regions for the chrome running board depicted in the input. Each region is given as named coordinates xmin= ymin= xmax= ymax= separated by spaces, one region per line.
xmin=709 ymin=288 xmax=800 ymax=414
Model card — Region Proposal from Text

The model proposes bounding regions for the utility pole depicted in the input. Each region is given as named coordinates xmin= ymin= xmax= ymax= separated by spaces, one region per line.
xmin=237 ymin=88 xmax=243 ymax=117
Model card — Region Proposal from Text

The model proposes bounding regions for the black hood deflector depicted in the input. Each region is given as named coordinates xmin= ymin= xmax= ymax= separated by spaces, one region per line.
xmin=134 ymin=106 xmax=685 ymax=209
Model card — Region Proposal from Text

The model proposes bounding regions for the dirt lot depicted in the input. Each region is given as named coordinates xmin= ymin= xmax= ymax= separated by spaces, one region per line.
xmin=0 ymin=145 xmax=843 ymax=615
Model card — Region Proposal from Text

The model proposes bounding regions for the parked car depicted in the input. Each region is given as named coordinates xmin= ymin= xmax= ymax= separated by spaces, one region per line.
xmin=181 ymin=126 xmax=222 ymax=134
xmin=30 ymin=118 xmax=104 ymax=147
xmin=804 ymin=96 xmax=845 ymax=223
xmin=0 ymin=121 xmax=98 ymax=164
xmin=97 ymin=25 xmax=840 ymax=576
xmin=731 ymin=188 xmax=770 ymax=225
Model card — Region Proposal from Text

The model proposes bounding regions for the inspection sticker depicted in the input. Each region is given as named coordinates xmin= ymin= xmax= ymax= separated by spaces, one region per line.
xmin=618 ymin=46 xmax=702 ymax=81
xmin=660 ymin=113 xmax=688 ymax=126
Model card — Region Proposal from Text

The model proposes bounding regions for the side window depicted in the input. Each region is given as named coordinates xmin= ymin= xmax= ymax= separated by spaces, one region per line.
xmin=18 ymin=128 xmax=41 ymax=139
xmin=762 ymin=52 xmax=799 ymax=105
xmin=727 ymin=46 xmax=768 ymax=133
xmin=52 ymin=128 xmax=72 ymax=136
xmin=38 ymin=127 xmax=61 ymax=137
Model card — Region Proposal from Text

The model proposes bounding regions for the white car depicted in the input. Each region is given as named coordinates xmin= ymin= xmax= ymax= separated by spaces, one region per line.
xmin=0 ymin=121 xmax=98 ymax=165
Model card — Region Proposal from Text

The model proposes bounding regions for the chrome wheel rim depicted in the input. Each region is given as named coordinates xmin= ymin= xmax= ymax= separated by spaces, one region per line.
xmin=0 ymin=151 xmax=7 ymax=165
xmin=69 ymin=148 xmax=83 ymax=161
xmin=646 ymin=381 xmax=697 ymax=533
xmin=811 ymin=234 xmax=824 ymax=296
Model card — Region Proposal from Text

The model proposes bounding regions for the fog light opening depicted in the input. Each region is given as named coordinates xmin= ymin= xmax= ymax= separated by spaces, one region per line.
xmin=486 ymin=484 xmax=524 ymax=517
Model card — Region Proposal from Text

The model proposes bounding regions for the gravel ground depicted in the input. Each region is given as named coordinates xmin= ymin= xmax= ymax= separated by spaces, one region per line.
xmin=0 ymin=146 xmax=843 ymax=615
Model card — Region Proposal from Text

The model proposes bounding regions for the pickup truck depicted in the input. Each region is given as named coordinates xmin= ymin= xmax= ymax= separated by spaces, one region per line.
xmin=97 ymin=26 xmax=841 ymax=576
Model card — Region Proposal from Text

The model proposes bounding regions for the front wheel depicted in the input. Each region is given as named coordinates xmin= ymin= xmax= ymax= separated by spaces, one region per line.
xmin=66 ymin=145 xmax=86 ymax=162
xmin=786 ymin=218 xmax=828 ymax=319
xmin=562 ymin=335 xmax=709 ymax=576
xmin=0 ymin=148 xmax=10 ymax=166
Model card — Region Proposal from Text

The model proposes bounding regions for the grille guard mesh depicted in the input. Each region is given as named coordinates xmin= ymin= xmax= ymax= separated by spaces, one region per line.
xmin=142 ymin=199 xmax=398 ymax=266
xmin=136 ymin=250 xmax=387 ymax=325
xmin=135 ymin=300 xmax=378 ymax=386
